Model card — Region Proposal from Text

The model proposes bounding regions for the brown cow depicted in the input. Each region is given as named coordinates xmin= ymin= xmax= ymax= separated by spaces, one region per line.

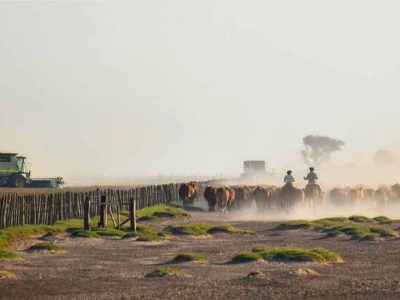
xmin=253 ymin=186 xmax=275 ymax=213
xmin=203 ymin=186 xmax=218 ymax=212
xmin=216 ymin=186 xmax=235 ymax=213
xmin=363 ymin=188 xmax=375 ymax=200
xmin=347 ymin=187 xmax=364 ymax=205
xmin=374 ymin=187 xmax=396 ymax=206
xmin=179 ymin=182 xmax=199 ymax=208
xmin=329 ymin=188 xmax=348 ymax=205
xmin=391 ymin=184 xmax=400 ymax=200
xmin=233 ymin=186 xmax=252 ymax=210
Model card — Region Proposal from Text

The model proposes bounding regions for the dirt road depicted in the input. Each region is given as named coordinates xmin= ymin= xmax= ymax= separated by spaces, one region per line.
xmin=1 ymin=212 xmax=400 ymax=299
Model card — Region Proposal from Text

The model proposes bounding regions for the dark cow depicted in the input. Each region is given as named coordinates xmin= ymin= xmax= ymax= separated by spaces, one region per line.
xmin=276 ymin=184 xmax=304 ymax=212
xmin=253 ymin=186 xmax=275 ymax=213
xmin=304 ymin=184 xmax=323 ymax=209
xmin=203 ymin=186 xmax=218 ymax=212
xmin=233 ymin=186 xmax=252 ymax=210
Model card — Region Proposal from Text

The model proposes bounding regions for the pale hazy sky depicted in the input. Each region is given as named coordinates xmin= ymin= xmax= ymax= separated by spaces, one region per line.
xmin=0 ymin=1 xmax=399 ymax=181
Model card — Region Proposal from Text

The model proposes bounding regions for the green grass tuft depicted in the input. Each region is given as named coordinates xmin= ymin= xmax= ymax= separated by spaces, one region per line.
xmin=276 ymin=220 xmax=316 ymax=230
xmin=231 ymin=252 xmax=263 ymax=264
xmin=122 ymin=203 xmax=191 ymax=222
xmin=252 ymin=246 xmax=342 ymax=262
xmin=373 ymin=216 xmax=393 ymax=224
xmin=0 ymin=250 xmax=19 ymax=261
xmin=164 ymin=223 xmax=213 ymax=236
xmin=317 ymin=217 xmax=348 ymax=223
xmin=0 ymin=270 xmax=17 ymax=280
xmin=164 ymin=223 xmax=250 ymax=236
xmin=122 ymin=225 xmax=163 ymax=241
xmin=171 ymin=252 xmax=207 ymax=263
xmin=279 ymin=217 xmax=398 ymax=240
xmin=146 ymin=267 xmax=189 ymax=278
xmin=94 ymin=229 xmax=125 ymax=237
xmin=348 ymin=215 xmax=373 ymax=223
xmin=359 ymin=233 xmax=381 ymax=241
xmin=70 ymin=230 xmax=100 ymax=238
xmin=207 ymin=225 xmax=254 ymax=235
xmin=28 ymin=242 xmax=63 ymax=252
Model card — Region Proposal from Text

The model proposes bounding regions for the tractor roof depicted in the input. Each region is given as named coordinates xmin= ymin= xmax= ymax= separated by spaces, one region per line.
xmin=0 ymin=152 xmax=18 ymax=156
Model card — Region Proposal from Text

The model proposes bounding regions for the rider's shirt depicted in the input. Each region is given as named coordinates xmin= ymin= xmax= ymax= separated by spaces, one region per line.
xmin=284 ymin=175 xmax=295 ymax=183
xmin=304 ymin=172 xmax=318 ymax=184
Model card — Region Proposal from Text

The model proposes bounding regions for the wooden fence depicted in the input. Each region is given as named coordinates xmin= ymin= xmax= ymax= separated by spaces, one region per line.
xmin=0 ymin=183 xmax=188 ymax=229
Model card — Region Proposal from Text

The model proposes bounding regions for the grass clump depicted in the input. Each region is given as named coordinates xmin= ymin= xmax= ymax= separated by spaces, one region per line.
xmin=0 ymin=250 xmax=19 ymax=261
xmin=122 ymin=225 xmax=163 ymax=241
xmin=231 ymin=252 xmax=263 ymax=264
xmin=146 ymin=267 xmax=189 ymax=278
xmin=70 ymin=230 xmax=100 ymax=238
xmin=369 ymin=226 xmax=398 ymax=237
xmin=252 ymin=246 xmax=342 ymax=262
xmin=207 ymin=225 xmax=253 ymax=235
xmin=122 ymin=203 xmax=191 ymax=222
xmin=373 ymin=216 xmax=393 ymax=224
xmin=348 ymin=215 xmax=373 ymax=223
xmin=276 ymin=220 xmax=316 ymax=230
xmin=0 ymin=270 xmax=17 ymax=280
xmin=94 ymin=229 xmax=125 ymax=237
xmin=164 ymin=223 xmax=213 ymax=236
xmin=28 ymin=242 xmax=63 ymax=252
xmin=171 ymin=252 xmax=207 ymax=263
xmin=317 ymin=217 xmax=348 ymax=223
xmin=278 ymin=217 xmax=398 ymax=241
xmin=164 ymin=223 xmax=250 ymax=236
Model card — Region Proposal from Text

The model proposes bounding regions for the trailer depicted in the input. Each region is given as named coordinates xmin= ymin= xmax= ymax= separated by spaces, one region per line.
xmin=0 ymin=152 xmax=64 ymax=188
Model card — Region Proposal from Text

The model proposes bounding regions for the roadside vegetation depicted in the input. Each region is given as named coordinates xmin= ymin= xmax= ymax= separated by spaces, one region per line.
xmin=0 ymin=270 xmax=17 ymax=280
xmin=28 ymin=242 xmax=63 ymax=252
xmin=122 ymin=225 xmax=163 ymax=241
xmin=163 ymin=223 xmax=253 ymax=236
xmin=171 ymin=252 xmax=207 ymax=263
xmin=0 ymin=204 xmax=185 ymax=258
xmin=231 ymin=246 xmax=342 ymax=264
xmin=121 ymin=203 xmax=190 ymax=222
xmin=277 ymin=216 xmax=399 ymax=241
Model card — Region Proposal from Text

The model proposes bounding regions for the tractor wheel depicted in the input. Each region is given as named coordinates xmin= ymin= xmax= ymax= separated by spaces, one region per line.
xmin=11 ymin=175 xmax=26 ymax=188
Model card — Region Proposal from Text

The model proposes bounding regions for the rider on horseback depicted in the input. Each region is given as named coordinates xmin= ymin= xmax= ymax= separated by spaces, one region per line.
xmin=304 ymin=167 xmax=322 ymax=196
xmin=283 ymin=170 xmax=295 ymax=190
xmin=303 ymin=167 xmax=318 ymax=185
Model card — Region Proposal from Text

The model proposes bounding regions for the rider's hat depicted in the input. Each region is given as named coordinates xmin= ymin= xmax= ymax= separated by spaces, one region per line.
xmin=309 ymin=167 xmax=315 ymax=171
xmin=287 ymin=170 xmax=292 ymax=174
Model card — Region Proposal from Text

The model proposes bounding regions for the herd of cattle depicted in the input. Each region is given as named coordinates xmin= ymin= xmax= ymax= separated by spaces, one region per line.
xmin=178 ymin=182 xmax=400 ymax=213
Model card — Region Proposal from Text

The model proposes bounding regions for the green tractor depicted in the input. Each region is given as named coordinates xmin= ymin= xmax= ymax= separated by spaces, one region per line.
xmin=0 ymin=152 xmax=64 ymax=188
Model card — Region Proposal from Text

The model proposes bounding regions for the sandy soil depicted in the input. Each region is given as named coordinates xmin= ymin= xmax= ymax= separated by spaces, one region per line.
xmin=1 ymin=212 xmax=400 ymax=299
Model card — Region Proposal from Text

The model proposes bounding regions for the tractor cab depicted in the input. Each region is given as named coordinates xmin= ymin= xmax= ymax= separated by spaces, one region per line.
xmin=0 ymin=152 xmax=31 ymax=187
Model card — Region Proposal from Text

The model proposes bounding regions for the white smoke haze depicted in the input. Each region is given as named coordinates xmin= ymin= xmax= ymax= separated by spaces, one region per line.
xmin=0 ymin=1 xmax=399 ymax=191
xmin=195 ymin=196 xmax=400 ymax=222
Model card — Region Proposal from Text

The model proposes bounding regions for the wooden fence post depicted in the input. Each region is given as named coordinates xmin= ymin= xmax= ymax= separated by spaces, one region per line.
xmin=129 ymin=197 xmax=137 ymax=232
xmin=98 ymin=193 xmax=107 ymax=228
xmin=83 ymin=195 xmax=91 ymax=230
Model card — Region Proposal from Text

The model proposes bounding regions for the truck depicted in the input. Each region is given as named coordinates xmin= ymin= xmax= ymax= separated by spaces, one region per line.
xmin=0 ymin=152 xmax=64 ymax=188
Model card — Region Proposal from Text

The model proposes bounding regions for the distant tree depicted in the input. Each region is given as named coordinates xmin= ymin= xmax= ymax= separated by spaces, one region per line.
xmin=301 ymin=135 xmax=345 ymax=166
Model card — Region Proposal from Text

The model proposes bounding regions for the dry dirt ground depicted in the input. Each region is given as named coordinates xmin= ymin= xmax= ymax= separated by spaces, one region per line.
xmin=2 ymin=211 xmax=400 ymax=299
